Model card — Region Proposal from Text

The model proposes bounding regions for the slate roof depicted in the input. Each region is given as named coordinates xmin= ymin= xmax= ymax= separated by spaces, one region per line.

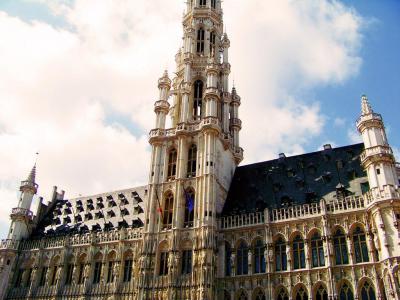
xmin=32 ymin=186 xmax=147 ymax=237
xmin=221 ymin=143 xmax=368 ymax=216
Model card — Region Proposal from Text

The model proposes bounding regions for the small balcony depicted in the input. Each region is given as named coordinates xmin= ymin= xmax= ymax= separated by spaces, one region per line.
xmin=360 ymin=145 xmax=393 ymax=163
xmin=11 ymin=207 xmax=33 ymax=221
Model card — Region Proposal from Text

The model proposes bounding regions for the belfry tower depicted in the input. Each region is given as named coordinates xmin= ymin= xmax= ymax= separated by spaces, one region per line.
xmin=139 ymin=0 xmax=242 ymax=299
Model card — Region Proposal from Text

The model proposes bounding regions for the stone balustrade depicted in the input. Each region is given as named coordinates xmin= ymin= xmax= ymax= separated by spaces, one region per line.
xmin=219 ymin=212 xmax=264 ymax=229
xmin=0 ymin=239 xmax=19 ymax=250
xmin=356 ymin=112 xmax=382 ymax=125
xmin=365 ymin=185 xmax=400 ymax=206
xmin=11 ymin=207 xmax=33 ymax=220
xmin=360 ymin=145 xmax=393 ymax=161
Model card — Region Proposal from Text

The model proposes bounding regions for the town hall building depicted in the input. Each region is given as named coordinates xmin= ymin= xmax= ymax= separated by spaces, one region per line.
xmin=1 ymin=0 xmax=400 ymax=299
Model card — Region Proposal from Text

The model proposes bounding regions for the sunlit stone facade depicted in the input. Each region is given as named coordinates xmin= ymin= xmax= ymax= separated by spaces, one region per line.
xmin=1 ymin=1 xmax=400 ymax=300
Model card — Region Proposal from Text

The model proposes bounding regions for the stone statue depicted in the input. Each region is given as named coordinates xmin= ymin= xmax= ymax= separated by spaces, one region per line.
xmin=113 ymin=262 xmax=119 ymax=281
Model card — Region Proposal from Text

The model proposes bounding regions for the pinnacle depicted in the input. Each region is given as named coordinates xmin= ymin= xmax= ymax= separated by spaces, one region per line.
xmin=26 ymin=164 xmax=37 ymax=184
xmin=361 ymin=94 xmax=373 ymax=115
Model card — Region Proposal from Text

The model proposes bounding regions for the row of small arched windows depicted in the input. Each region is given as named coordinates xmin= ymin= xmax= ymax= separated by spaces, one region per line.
xmin=225 ymin=227 xmax=369 ymax=276
xmin=223 ymin=281 xmax=377 ymax=300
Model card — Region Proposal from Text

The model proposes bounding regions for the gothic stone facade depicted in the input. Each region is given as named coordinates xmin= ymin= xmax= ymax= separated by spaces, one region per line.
xmin=1 ymin=1 xmax=400 ymax=300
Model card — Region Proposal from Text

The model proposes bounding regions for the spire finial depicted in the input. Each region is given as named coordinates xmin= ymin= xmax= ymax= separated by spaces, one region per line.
xmin=27 ymin=152 xmax=39 ymax=183
xmin=361 ymin=94 xmax=373 ymax=115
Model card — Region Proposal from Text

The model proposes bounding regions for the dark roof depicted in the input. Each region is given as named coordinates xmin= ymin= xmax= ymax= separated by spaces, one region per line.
xmin=222 ymin=143 xmax=367 ymax=216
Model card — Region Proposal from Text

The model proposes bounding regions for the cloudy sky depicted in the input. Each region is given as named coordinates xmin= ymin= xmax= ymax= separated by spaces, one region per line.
xmin=0 ymin=0 xmax=399 ymax=237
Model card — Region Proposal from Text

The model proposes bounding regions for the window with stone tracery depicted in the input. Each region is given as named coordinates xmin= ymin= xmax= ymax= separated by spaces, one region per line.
xmin=360 ymin=281 xmax=376 ymax=300
xmin=193 ymin=80 xmax=203 ymax=119
xmin=196 ymin=28 xmax=205 ymax=54
xmin=187 ymin=144 xmax=197 ymax=178
xmin=93 ymin=262 xmax=102 ymax=284
xmin=65 ymin=264 xmax=74 ymax=285
xmin=184 ymin=188 xmax=195 ymax=227
xmin=295 ymin=286 xmax=308 ymax=300
xmin=315 ymin=285 xmax=328 ymax=300
xmin=181 ymin=250 xmax=192 ymax=275
xmin=339 ymin=283 xmax=354 ymax=300
xmin=292 ymin=235 xmax=305 ymax=269
xmin=236 ymin=241 xmax=248 ymax=275
xmin=163 ymin=192 xmax=174 ymax=229
xmin=253 ymin=239 xmax=266 ymax=274
xmin=199 ymin=0 xmax=207 ymax=7
xmin=211 ymin=0 xmax=216 ymax=9
xmin=238 ymin=290 xmax=248 ymax=300
xmin=167 ymin=149 xmax=177 ymax=180
xmin=210 ymin=31 xmax=216 ymax=56
xmin=159 ymin=251 xmax=169 ymax=276
xmin=353 ymin=226 xmax=369 ymax=263
xmin=275 ymin=237 xmax=287 ymax=271
xmin=276 ymin=287 xmax=289 ymax=300
xmin=254 ymin=289 xmax=266 ymax=300
xmin=333 ymin=229 xmax=349 ymax=265
xmin=311 ymin=232 xmax=325 ymax=268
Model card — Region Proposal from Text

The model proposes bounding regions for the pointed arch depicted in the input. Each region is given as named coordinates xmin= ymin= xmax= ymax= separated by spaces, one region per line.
xmin=253 ymin=288 xmax=266 ymax=300
xmin=293 ymin=284 xmax=308 ymax=300
xmin=275 ymin=286 xmax=289 ymax=300
xmin=333 ymin=227 xmax=349 ymax=265
xmin=313 ymin=282 xmax=328 ymax=300
xmin=187 ymin=144 xmax=197 ymax=178
xmin=236 ymin=240 xmax=248 ymax=275
xmin=193 ymin=80 xmax=204 ymax=119
xmin=252 ymin=238 xmax=266 ymax=274
xmin=310 ymin=232 xmax=325 ymax=268
xmin=352 ymin=226 xmax=369 ymax=263
xmin=359 ymin=280 xmax=377 ymax=300
xmin=338 ymin=281 xmax=354 ymax=300
xmin=275 ymin=236 xmax=287 ymax=271
xmin=237 ymin=289 xmax=248 ymax=300
xmin=122 ymin=249 xmax=134 ymax=283
xmin=292 ymin=234 xmax=305 ymax=269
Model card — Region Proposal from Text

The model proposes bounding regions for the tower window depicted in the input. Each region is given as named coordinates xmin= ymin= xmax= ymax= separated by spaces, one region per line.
xmin=193 ymin=80 xmax=203 ymax=119
xmin=184 ymin=188 xmax=195 ymax=227
xmin=199 ymin=0 xmax=206 ymax=7
xmin=167 ymin=149 xmax=177 ymax=180
xmin=187 ymin=145 xmax=197 ymax=178
xmin=210 ymin=31 xmax=216 ymax=57
xmin=181 ymin=250 xmax=193 ymax=275
xmin=211 ymin=0 xmax=216 ymax=9
xmin=163 ymin=192 xmax=174 ymax=229
xmin=196 ymin=28 xmax=205 ymax=54
xmin=159 ymin=252 xmax=169 ymax=275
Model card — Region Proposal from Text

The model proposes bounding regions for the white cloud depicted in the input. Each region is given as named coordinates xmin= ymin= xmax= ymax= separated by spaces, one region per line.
xmin=347 ymin=129 xmax=363 ymax=144
xmin=334 ymin=117 xmax=346 ymax=127
xmin=0 ymin=0 xmax=364 ymax=236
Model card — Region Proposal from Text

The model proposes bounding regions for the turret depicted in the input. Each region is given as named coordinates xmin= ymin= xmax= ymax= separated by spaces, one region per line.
xmin=153 ymin=70 xmax=171 ymax=130
xmin=356 ymin=95 xmax=398 ymax=192
xmin=7 ymin=164 xmax=38 ymax=240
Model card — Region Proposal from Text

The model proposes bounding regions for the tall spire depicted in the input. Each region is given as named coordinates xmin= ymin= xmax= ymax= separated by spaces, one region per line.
xmin=26 ymin=164 xmax=36 ymax=184
xmin=361 ymin=94 xmax=373 ymax=115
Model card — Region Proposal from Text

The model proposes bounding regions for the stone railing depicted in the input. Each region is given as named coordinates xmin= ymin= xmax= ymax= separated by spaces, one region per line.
xmin=0 ymin=239 xmax=19 ymax=250
xmin=11 ymin=207 xmax=33 ymax=220
xmin=365 ymin=185 xmax=400 ymax=206
xmin=219 ymin=212 xmax=264 ymax=229
xmin=20 ymin=180 xmax=39 ymax=190
xmin=270 ymin=202 xmax=322 ymax=222
xmin=356 ymin=112 xmax=382 ymax=125
xmin=326 ymin=196 xmax=365 ymax=213
xmin=18 ymin=228 xmax=143 ymax=251
xmin=360 ymin=145 xmax=393 ymax=161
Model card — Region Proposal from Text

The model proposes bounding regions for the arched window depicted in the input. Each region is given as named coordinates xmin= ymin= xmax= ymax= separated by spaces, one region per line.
xmin=167 ymin=149 xmax=177 ymax=180
xmin=238 ymin=290 xmax=248 ymax=300
xmin=210 ymin=31 xmax=216 ymax=56
xmin=199 ymin=0 xmax=207 ymax=7
xmin=295 ymin=286 xmax=308 ymax=300
xmin=253 ymin=239 xmax=266 ymax=274
xmin=181 ymin=250 xmax=192 ymax=275
xmin=254 ymin=289 xmax=266 ymax=300
xmin=339 ymin=283 xmax=354 ymax=300
xmin=187 ymin=144 xmax=197 ymax=177
xmin=236 ymin=241 xmax=248 ymax=275
xmin=311 ymin=232 xmax=325 ymax=268
xmin=225 ymin=242 xmax=232 ymax=276
xmin=106 ymin=251 xmax=117 ymax=283
xmin=123 ymin=250 xmax=133 ymax=283
xmin=163 ymin=192 xmax=174 ymax=229
xmin=184 ymin=188 xmax=195 ymax=227
xmin=315 ymin=285 xmax=328 ymax=300
xmin=275 ymin=237 xmax=287 ymax=271
xmin=193 ymin=80 xmax=203 ymax=119
xmin=360 ymin=281 xmax=376 ymax=300
xmin=333 ymin=229 xmax=349 ymax=265
xmin=353 ymin=226 xmax=369 ymax=263
xmin=93 ymin=253 xmax=103 ymax=284
xmin=211 ymin=0 xmax=216 ymax=9
xmin=159 ymin=251 xmax=169 ymax=276
xmin=276 ymin=287 xmax=289 ymax=300
xmin=196 ymin=28 xmax=205 ymax=54
xmin=293 ymin=235 xmax=305 ymax=269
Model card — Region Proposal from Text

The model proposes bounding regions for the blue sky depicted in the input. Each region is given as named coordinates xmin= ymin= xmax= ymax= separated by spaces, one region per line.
xmin=0 ymin=0 xmax=399 ymax=238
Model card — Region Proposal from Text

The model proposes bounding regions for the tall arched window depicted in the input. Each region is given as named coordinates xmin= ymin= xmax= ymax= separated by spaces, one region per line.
xmin=199 ymin=0 xmax=207 ymax=7
xmin=163 ymin=192 xmax=174 ymax=229
xmin=236 ymin=241 xmax=248 ymax=275
xmin=211 ymin=0 xmax=216 ymax=9
xmin=293 ymin=235 xmax=305 ymax=269
xmin=184 ymin=188 xmax=195 ymax=227
xmin=339 ymin=283 xmax=354 ymax=300
xmin=275 ymin=238 xmax=287 ymax=271
xmin=360 ymin=281 xmax=376 ymax=300
xmin=276 ymin=287 xmax=289 ymax=300
xmin=295 ymin=286 xmax=308 ymax=300
xmin=315 ymin=285 xmax=328 ymax=300
xmin=353 ymin=226 xmax=369 ymax=263
xmin=187 ymin=144 xmax=197 ymax=177
xmin=123 ymin=250 xmax=133 ymax=283
xmin=225 ymin=242 xmax=232 ymax=276
xmin=333 ymin=229 xmax=349 ymax=265
xmin=193 ymin=80 xmax=203 ymax=119
xmin=210 ymin=31 xmax=216 ymax=56
xmin=254 ymin=289 xmax=266 ymax=300
xmin=311 ymin=232 xmax=325 ymax=268
xmin=167 ymin=149 xmax=177 ymax=180
xmin=196 ymin=28 xmax=205 ymax=54
xmin=253 ymin=239 xmax=266 ymax=274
